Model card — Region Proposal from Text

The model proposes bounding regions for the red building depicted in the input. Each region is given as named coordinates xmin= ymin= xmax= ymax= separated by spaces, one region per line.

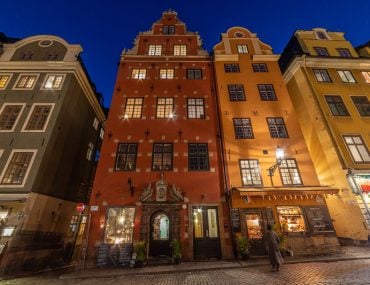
xmin=88 ymin=10 xmax=233 ymax=262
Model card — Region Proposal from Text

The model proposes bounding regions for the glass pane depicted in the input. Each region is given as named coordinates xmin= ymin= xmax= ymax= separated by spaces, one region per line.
xmin=104 ymin=207 xmax=135 ymax=244
xmin=207 ymin=209 xmax=218 ymax=238
xmin=193 ymin=209 xmax=204 ymax=238
xmin=277 ymin=206 xmax=306 ymax=233
xmin=152 ymin=214 xmax=169 ymax=240
xmin=245 ymin=214 xmax=263 ymax=239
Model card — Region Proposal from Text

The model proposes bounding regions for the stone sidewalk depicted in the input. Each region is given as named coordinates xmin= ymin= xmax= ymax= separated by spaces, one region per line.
xmin=59 ymin=246 xmax=370 ymax=280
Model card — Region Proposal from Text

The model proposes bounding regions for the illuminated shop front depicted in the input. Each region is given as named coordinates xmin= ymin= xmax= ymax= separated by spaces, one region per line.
xmin=349 ymin=173 xmax=370 ymax=228
xmin=104 ymin=207 xmax=135 ymax=244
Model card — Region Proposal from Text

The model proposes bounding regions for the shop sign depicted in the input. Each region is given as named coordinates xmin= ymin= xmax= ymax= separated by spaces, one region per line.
xmin=90 ymin=205 xmax=99 ymax=211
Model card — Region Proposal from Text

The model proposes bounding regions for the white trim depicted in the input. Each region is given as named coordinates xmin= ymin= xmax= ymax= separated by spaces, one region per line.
xmin=12 ymin=73 xmax=40 ymax=90
xmin=0 ymin=103 xmax=26 ymax=132
xmin=0 ymin=149 xmax=38 ymax=188
xmin=40 ymin=73 xmax=66 ymax=90
xmin=0 ymin=73 xmax=13 ymax=89
xmin=21 ymin=103 xmax=55 ymax=132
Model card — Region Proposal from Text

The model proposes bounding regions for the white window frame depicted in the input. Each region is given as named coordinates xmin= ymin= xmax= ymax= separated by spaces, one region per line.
xmin=41 ymin=74 xmax=66 ymax=90
xmin=148 ymin=45 xmax=162 ymax=56
xmin=0 ymin=74 xmax=13 ymax=89
xmin=131 ymin=69 xmax=146 ymax=79
xmin=343 ymin=135 xmax=370 ymax=163
xmin=337 ymin=70 xmax=356 ymax=83
xmin=21 ymin=103 xmax=55 ymax=132
xmin=237 ymin=44 xmax=248 ymax=54
xmin=0 ymin=149 xmax=38 ymax=188
xmin=13 ymin=74 xmax=39 ymax=90
xmin=361 ymin=71 xmax=370 ymax=83
xmin=174 ymin=45 xmax=187 ymax=56
xmin=86 ymin=142 xmax=94 ymax=161
xmin=159 ymin=69 xmax=174 ymax=79
xmin=0 ymin=103 xmax=26 ymax=132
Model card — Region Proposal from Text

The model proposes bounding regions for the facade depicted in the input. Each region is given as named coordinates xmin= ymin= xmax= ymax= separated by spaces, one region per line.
xmin=279 ymin=28 xmax=370 ymax=244
xmin=88 ymin=11 xmax=233 ymax=263
xmin=213 ymin=27 xmax=339 ymax=255
xmin=0 ymin=33 xmax=106 ymax=273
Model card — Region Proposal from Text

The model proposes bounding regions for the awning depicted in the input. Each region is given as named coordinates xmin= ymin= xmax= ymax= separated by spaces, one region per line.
xmin=232 ymin=186 xmax=339 ymax=197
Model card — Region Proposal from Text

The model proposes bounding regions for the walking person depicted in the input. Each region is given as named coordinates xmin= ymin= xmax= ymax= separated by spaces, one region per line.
xmin=265 ymin=224 xmax=283 ymax=271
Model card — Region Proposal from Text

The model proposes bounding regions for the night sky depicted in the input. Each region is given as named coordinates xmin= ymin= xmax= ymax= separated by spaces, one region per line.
xmin=1 ymin=1 xmax=369 ymax=107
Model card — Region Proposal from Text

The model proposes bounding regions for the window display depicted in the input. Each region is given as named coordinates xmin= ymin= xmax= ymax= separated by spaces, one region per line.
xmin=105 ymin=207 xmax=135 ymax=244
xmin=245 ymin=214 xmax=263 ymax=239
xmin=277 ymin=206 xmax=307 ymax=233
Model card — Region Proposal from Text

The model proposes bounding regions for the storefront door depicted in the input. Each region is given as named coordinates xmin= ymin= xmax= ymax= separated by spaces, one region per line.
xmin=193 ymin=206 xmax=221 ymax=260
xmin=149 ymin=212 xmax=171 ymax=257
xmin=245 ymin=209 xmax=265 ymax=255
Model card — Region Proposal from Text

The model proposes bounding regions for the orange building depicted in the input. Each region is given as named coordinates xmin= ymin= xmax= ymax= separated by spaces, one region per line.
xmin=213 ymin=27 xmax=339 ymax=255
xmin=87 ymin=10 xmax=233 ymax=264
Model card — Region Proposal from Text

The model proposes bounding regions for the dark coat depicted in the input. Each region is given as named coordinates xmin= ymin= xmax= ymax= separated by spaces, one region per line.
xmin=265 ymin=230 xmax=283 ymax=266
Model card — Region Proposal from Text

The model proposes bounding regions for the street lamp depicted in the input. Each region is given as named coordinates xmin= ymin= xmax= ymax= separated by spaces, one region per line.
xmin=268 ymin=147 xmax=285 ymax=187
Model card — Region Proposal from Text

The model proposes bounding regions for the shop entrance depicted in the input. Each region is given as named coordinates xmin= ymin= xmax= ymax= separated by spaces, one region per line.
xmin=245 ymin=209 xmax=266 ymax=255
xmin=193 ymin=206 xmax=221 ymax=260
xmin=149 ymin=212 xmax=171 ymax=257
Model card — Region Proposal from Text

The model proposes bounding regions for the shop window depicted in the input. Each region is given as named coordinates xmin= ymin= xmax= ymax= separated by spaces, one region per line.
xmin=277 ymin=206 xmax=307 ymax=233
xmin=152 ymin=213 xmax=169 ymax=240
xmin=67 ymin=215 xmax=79 ymax=237
xmin=304 ymin=206 xmax=334 ymax=234
xmin=245 ymin=214 xmax=263 ymax=239
xmin=105 ymin=207 xmax=135 ymax=244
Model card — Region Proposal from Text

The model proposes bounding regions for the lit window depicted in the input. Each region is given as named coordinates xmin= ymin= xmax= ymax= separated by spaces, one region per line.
xmin=252 ymin=63 xmax=268 ymax=72
xmin=174 ymin=45 xmax=186 ymax=56
xmin=277 ymin=206 xmax=306 ymax=233
xmin=93 ymin=118 xmax=99 ymax=130
xmin=14 ymin=75 xmax=37 ymax=89
xmin=148 ymin=45 xmax=162 ymax=56
xmin=99 ymin=128 xmax=104 ymax=139
xmin=159 ymin=69 xmax=174 ymax=79
xmin=0 ymin=210 xmax=9 ymax=220
xmin=239 ymin=159 xmax=262 ymax=186
xmin=337 ymin=48 xmax=352 ymax=57
xmin=313 ymin=47 xmax=329 ymax=56
xmin=351 ymin=96 xmax=370 ymax=117
xmin=258 ymin=84 xmax=276 ymax=100
xmin=186 ymin=69 xmax=202 ymax=79
xmin=337 ymin=70 xmax=356 ymax=83
xmin=188 ymin=143 xmax=209 ymax=171
xmin=152 ymin=143 xmax=173 ymax=171
xmin=0 ymin=75 xmax=11 ymax=89
xmin=279 ymin=159 xmax=302 ymax=185
xmin=324 ymin=95 xmax=349 ymax=116
xmin=43 ymin=74 xmax=64 ymax=89
xmin=343 ymin=135 xmax=370 ymax=163
xmin=86 ymin=142 xmax=94 ymax=161
xmin=1 ymin=226 xmax=15 ymax=237
xmin=105 ymin=207 xmax=135 ymax=244
xmin=187 ymin=98 xmax=205 ymax=119
xmin=237 ymin=44 xmax=248 ymax=54
xmin=156 ymin=97 xmax=174 ymax=118
xmin=115 ymin=143 xmax=138 ymax=171
xmin=228 ymin=84 xmax=245 ymax=101
xmin=124 ymin=98 xmax=143 ymax=118
xmin=361 ymin=71 xmax=370 ymax=83
xmin=224 ymin=64 xmax=240 ymax=73
xmin=233 ymin=118 xmax=254 ymax=139
xmin=313 ymin=69 xmax=332 ymax=82
xmin=131 ymin=69 xmax=146 ymax=79
xmin=267 ymin=117 xmax=288 ymax=138
xmin=0 ymin=104 xmax=24 ymax=131
xmin=23 ymin=104 xmax=53 ymax=131
xmin=0 ymin=150 xmax=36 ymax=185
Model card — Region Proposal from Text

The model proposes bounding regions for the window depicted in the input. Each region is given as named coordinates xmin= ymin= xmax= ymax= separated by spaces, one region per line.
xmin=258 ymin=84 xmax=276 ymax=100
xmin=14 ymin=74 xmax=38 ymax=89
xmin=93 ymin=118 xmax=99 ymax=130
xmin=361 ymin=71 xmax=370 ymax=83
xmin=152 ymin=143 xmax=173 ymax=171
xmin=188 ymin=143 xmax=209 ymax=171
xmin=45 ymin=52 xmax=58 ymax=60
xmin=237 ymin=44 xmax=248 ymax=54
xmin=42 ymin=74 xmax=64 ymax=89
xmin=159 ymin=69 xmax=174 ymax=79
xmin=187 ymin=69 xmax=202 ymax=79
xmin=267 ymin=117 xmax=288 ymax=138
xmin=148 ymin=45 xmax=162 ymax=56
xmin=337 ymin=48 xmax=352 ymax=57
xmin=324 ymin=95 xmax=349 ymax=116
xmin=316 ymin=31 xmax=328 ymax=40
xmin=0 ymin=150 xmax=36 ymax=185
xmin=279 ymin=158 xmax=302 ymax=185
xmin=156 ymin=97 xmax=174 ymax=118
xmin=228 ymin=84 xmax=245 ymax=101
xmin=0 ymin=104 xmax=24 ymax=131
xmin=1 ymin=226 xmax=15 ymax=237
xmin=124 ymin=98 xmax=143 ymax=118
xmin=343 ymin=135 xmax=370 ymax=163
xmin=252 ymin=63 xmax=268 ymax=72
xmin=313 ymin=69 xmax=332 ymax=82
xmin=187 ymin=98 xmax=205 ymax=119
xmin=277 ymin=206 xmax=306 ymax=233
xmin=233 ymin=118 xmax=254 ymax=139
xmin=0 ymin=74 xmax=11 ymax=89
xmin=337 ymin=70 xmax=356 ymax=83
xmin=351 ymin=96 xmax=370 ymax=116
xmin=115 ymin=143 xmax=138 ymax=171
xmin=174 ymin=45 xmax=186 ymax=56
xmin=100 ymin=128 xmax=104 ymax=139
xmin=313 ymin=47 xmax=329 ymax=56
xmin=105 ymin=207 xmax=135 ymax=244
xmin=86 ymin=142 xmax=94 ymax=161
xmin=19 ymin=51 xmax=33 ymax=60
xmin=163 ymin=25 xmax=175 ymax=35
xmin=224 ymin=64 xmax=240 ymax=73
xmin=239 ymin=159 xmax=262 ymax=186
xmin=22 ymin=104 xmax=54 ymax=131
xmin=131 ymin=69 xmax=146 ymax=79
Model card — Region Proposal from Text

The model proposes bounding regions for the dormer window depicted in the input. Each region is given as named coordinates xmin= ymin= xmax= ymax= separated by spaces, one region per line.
xmin=163 ymin=25 xmax=175 ymax=35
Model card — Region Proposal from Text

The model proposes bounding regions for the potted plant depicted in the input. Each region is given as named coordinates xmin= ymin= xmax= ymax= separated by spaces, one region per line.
xmin=236 ymin=236 xmax=250 ymax=260
xmin=134 ymin=240 xmax=146 ymax=268
xmin=171 ymin=239 xmax=182 ymax=264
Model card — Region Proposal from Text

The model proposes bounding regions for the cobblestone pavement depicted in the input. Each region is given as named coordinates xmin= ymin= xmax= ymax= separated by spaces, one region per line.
xmin=2 ymin=259 xmax=370 ymax=285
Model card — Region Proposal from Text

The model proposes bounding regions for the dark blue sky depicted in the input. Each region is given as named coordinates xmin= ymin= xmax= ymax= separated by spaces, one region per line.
xmin=1 ymin=1 xmax=369 ymax=107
